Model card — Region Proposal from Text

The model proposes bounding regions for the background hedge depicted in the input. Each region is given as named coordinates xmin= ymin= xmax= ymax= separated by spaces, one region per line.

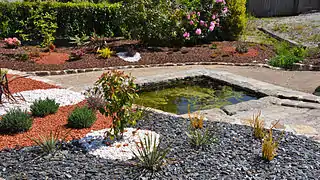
xmin=0 ymin=2 xmax=122 ymax=44
xmin=0 ymin=0 xmax=247 ymax=46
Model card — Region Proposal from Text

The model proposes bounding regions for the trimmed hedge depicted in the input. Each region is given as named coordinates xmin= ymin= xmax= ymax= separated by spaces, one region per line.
xmin=0 ymin=2 xmax=122 ymax=45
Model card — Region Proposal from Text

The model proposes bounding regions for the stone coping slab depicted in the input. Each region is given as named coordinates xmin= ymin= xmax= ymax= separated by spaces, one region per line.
xmin=136 ymin=69 xmax=320 ymax=104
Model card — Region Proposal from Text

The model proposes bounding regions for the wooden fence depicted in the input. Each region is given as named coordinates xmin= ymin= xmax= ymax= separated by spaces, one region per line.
xmin=247 ymin=0 xmax=320 ymax=17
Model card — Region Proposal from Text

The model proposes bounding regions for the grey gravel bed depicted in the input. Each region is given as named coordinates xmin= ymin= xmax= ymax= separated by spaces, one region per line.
xmin=0 ymin=112 xmax=319 ymax=179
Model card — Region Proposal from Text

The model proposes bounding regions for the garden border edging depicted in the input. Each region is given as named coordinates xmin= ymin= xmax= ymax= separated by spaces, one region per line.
xmin=25 ymin=62 xmax=283 ymax=76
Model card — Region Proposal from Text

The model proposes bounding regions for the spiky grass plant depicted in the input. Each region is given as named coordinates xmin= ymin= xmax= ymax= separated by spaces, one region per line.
xmin=132 ymin=133 xmax=170 ymax=171
xmin=188 ymin=105 xmax=204 ymax=130
xmin=27 ymin=128 xmax=70 ymax=154
xmin=248 ymin=111 xmax=265 ymax=140
xmin=186 ymin=128 xmax=216 ymax=148
xmin=186 ymin=105 xmax=216 ymax=148
xmin=262 ymin=120 xmax=284 ymax=161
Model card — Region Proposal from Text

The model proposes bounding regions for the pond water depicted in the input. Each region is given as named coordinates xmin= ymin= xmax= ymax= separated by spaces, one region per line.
xmin=135 ymin=85 xmax=257 ymax=115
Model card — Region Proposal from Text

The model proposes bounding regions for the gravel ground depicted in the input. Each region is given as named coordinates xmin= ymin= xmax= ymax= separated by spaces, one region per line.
xmin=258 ymin=13 xmax=320 ymax=47
xmin=0 ymin=112 xmax=319 ymax=179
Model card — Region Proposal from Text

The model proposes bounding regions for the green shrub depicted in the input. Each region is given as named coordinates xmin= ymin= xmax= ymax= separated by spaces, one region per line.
xmin=269 ymin=42 xmax=306 ymax=69
xmin=30 ymin=98 xmax=60 ymax=117
xmin=0 ymin=2 xmax=122 ymax=45
xmin=68 ymin=106 xmax=97 ymax=129
xmin=221 ymin=0 xmax=247 ymax=40
xmin=0 ymin=108 xmax=33 ymax=134
xmin=235 ymin=43 xmax=248 ymax=54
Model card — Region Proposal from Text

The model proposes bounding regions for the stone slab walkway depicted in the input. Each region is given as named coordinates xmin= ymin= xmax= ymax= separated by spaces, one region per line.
xmin=45 ymin=65 xmax=320 ymax=94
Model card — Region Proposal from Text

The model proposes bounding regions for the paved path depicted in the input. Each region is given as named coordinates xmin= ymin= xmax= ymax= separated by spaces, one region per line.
xmin=45 ymin=65 xmax=320 ymax=93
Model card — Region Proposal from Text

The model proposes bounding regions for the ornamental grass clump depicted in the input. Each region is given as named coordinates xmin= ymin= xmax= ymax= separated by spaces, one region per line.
xmin=132 ymin=133 xmax=170 ymax=171
xmin=0 ymin=108 xmax=33 ymax=134
xmin=186 ymin=105 xmax=216 ymax=148
xmin=68 ymin=106 xmax=97 ymax=129
xmin=27 ymin=128 xmax=70 ymax=154
xmin=248 ymin=111 xmax=265 ymax=140
xmin=262 ymin=120 xmax=284 ymax=161
xmin=93 ymin=70 xmax=139 ymax=139
xmin=30 ymin=98 xmax=59 ymax=117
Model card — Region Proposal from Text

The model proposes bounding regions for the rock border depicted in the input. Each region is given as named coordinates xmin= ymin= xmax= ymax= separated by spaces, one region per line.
xmin=25 ymin=62 xmax=284 ymax=77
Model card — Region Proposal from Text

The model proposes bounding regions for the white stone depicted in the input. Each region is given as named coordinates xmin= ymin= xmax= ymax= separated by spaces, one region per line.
xmin=79 ymin=128 xmax=160 ymax=161
xmin=0 ymin=88 xmax=85 ymax=115
xmin=116 ymin=52 xmax=141 ymax=62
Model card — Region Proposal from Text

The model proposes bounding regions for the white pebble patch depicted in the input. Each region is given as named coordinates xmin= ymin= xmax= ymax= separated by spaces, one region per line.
xmin=0 ymin=88 xmax=85 ymax=116
xmin=79 ymin=128 xmax=160 ymax=161
xmin=116 ymin=52 xmax=141 ymax=62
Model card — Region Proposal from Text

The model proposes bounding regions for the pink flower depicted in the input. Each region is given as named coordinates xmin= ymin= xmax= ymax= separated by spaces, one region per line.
xmin=212 ymin=14 xmax=216 ymax=19
xmin=189 ymin=20 xmax=194 ymax=25
xmin=209 ymin=25 xmax=215 ymax=31
xmin=183 ymin=32 xmax=190 ymax=39
xmin=216 ymin=18 xmax=220 ymax=22
xmin=187 ymin=14 xmax=190 ymax=20
xmin=200 ymin=20 xmax=205 ymax=26
xmin=197 ymin=12 xmax=200 ymax=16
xmin=223 ymin=7 xmax=228 ymax=13
xmin=195 ymin=28 xmax=201 ymax=35
xmin=216 ymin=0 xmax=223 ymax=3
xmin=210 ymin=21 xmax=215 ymax=26
xmin=204 ymin=23 xmax=208 ymax=27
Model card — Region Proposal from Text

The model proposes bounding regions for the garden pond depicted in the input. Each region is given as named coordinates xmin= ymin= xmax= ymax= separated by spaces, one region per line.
xmin=135 ymin=84 xmax=258 ymax=115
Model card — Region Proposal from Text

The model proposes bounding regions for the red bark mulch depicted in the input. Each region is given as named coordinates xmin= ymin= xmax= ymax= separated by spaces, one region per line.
xmin=7 ymin=74 xmax=59 ymax=94
xmin=0 ymin=101 xmax=112 ymax=150
xmin=32 ymin=52 xmax=70 ymax=65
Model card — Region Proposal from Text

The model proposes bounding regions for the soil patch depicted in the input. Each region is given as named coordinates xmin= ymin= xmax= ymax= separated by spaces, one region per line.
xmin=0 ymin=101 xmax=112 ymax=150
xmin=32 ymin=52 xmax=70 ymax=65
xmin=0 ymin=41 xmax=275 ymax=71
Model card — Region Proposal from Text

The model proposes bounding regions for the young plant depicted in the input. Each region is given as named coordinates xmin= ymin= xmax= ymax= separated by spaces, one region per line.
xmin=30 ymin=98 xmax=60 ymax=117
xmin=235 ymin=43 xmax=248 ymax=54
xmin=0 ymin=108 xmax=33 ymax=134
xmin=248 ymin=111 xmax=265 ymax=140
xmin=83 ymin=87 xmax=105 ymax=111
xmin=97 ymin=47 xmax=114 ymax=59
xmin=132 ymin=133 xmax=170 ymax=171
xmin=209 ymin=43 xmax=217 ymax=49
xmin=69 ymin=49 xmax=85 ymax=61
xmin=93 ymin=70 xmax=138 ymax=139
xmin=4 ymin=37 xmax=21 ymax=48
xmin=70 ymin=34 xmax=90 ymax=47
xmin=67 ymin=106 xmax=97 ymax=129
xmin=27 ymin=128 xmax=70 ymax=154
xmin=262 ymin=120 xmax=283 ymax=161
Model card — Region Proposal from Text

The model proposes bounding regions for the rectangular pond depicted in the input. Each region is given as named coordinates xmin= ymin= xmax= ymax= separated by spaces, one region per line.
xmin=135 ymin=76 xmax=262 ymax=115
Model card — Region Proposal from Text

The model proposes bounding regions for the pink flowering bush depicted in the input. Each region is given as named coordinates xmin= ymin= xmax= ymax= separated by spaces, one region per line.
xmin=4 ymin=37 xmax=21 ymax=48
xmin=181 ymin=0 xmax=228 ymax=44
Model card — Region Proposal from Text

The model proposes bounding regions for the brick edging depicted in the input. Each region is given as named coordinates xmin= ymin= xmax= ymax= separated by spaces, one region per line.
xmin=26 ymin=62 xmax=283 ymax=76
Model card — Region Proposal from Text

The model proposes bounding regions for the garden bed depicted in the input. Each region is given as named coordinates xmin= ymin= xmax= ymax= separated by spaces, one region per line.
xmin=0 ymin=41 xmax=275 ymax=72
xmin=0 ymin=75 xmax=112 ymax=150
xmin=0 ymin=112 xmax=319 ymax=179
